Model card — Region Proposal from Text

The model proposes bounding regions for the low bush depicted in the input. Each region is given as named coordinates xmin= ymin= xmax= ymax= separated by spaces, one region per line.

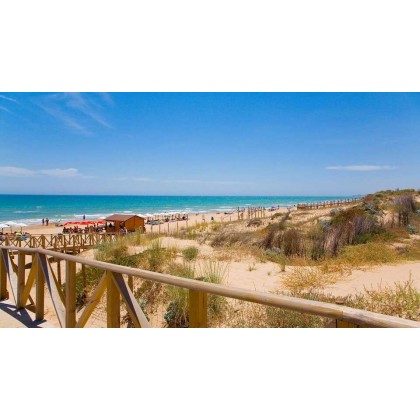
xmin=337 ymin=242 xmax=399 ymax=267
xmin=182 ymin=246 xmax=199 ymax=261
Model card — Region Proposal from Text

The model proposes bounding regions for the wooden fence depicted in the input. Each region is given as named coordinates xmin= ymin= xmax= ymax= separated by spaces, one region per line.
xmin=0 ymin=233 xmax=120 ymax=254
xmin=297 ymin=198 xmax=361 ymax=210
xmin=1 ymin=245 xmax=419 ymax=328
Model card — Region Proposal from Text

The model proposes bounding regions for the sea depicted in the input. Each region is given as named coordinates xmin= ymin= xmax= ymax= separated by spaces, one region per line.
xmin=0 ymin=195 xmax=358 ymax=225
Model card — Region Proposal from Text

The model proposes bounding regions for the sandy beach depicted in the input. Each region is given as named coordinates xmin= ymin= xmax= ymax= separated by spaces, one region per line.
xmin=21 ymin=208 xmax=286 ymax=235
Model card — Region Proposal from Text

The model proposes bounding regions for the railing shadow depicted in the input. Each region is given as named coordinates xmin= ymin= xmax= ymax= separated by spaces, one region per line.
xmin=0 ymin=301 xmax=49 ymax=328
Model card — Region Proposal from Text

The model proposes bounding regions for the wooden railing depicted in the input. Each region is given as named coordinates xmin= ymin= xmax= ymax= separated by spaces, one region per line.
xmin=0 ymin=233 xmax=121 ymax=253
xmin=297 ymin=198 xmax=361 ymax=210
xmin=1 ymin=245 xmax=419 ymax=328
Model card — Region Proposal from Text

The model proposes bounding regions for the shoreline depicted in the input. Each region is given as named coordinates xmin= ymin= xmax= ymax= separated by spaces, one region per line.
xmin=20 ymin=207 xmax=290 ymax=235
xmin=0 ymin=195 xmax=360 ymax=226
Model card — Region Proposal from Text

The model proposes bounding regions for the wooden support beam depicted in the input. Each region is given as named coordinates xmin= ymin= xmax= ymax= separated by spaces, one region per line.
xmin=128 ymin=275 xmax=134 ymax=292
xmin=82 ymin=264 xmax=86 ymax=289
xmin=35 ymin=254 xmax=44 ymax=321
xmin=57 ymin=259 xmax=62 ymax=285
xmin=21 ymin=258 xmax=36 ymax=307
xmin=17 ymin=251 xmax=26 ymax=309
xmin=76 ymin=273 xmax=107 ymax=328
xmin=38 ymin=254 xmax=65 ymax=327
xmin=0 ymin=249 xmax=8 ymax=300
xmin=65 ymin=260 xmax=76 ymax=328
xmin=1 ymin=249 xmax=17 ymax=304
xmin=107 ymin=270 xmax=120 ymax=328
xmin=189 ymin=289 xmax=207 ymax=328
xmin=335 ymin=300 xmax=358 ymax=328
xmin=111 ymin=272 xmax=150 ymax=328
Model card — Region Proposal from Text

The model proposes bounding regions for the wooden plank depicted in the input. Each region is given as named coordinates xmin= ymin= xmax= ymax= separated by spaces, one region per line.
xmin=0 ymin=249 xmax=7 ymax=300
xmin=38 ymin=254 xmax=65 ymax=327
xmin=1 ymin=249 xmax=18 ymax=304
xmin=76 ymin=273 xmax=107 ymax=328
xmin=17 ymin=251 xmax=26 ymax=309
xmin=65 ymin=260 xmax=76 ymax=328
xmin=21 ymin=262 xmax=36 ymax=307
xmin=35 ymin=254 xmax=44 ymax=321
xmin=107 ymin=271 xmax=120 ymax=328
xmin=189 ymin=290 xmax=207 ymax=328
xmin=111 ymin=272 xmax=150 ymax=328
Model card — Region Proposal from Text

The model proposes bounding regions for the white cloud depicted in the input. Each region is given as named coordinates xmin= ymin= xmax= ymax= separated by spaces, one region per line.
xmin=165 ymin=179 xmax=253 ymax=185
xmin=132 ymin=177 xmax=153 ymax=182
xmin=0 ymin=94 xmax=18 ymax=104
xmin=0 ymin=166 xmax=85 ymax=178
xmin=0 ymin=105 xmax=12 ymax=113
xmin=0 ymin=166 xmax=35 ymax=177
xmin=326 ymin=165 xmax=397 ymax=171
xmin=38 ymin=168 xmax=82 ymax=178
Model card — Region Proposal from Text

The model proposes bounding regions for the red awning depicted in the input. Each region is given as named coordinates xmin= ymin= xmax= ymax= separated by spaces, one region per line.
xmin=64 ymin=220 xmax=104 ymax=226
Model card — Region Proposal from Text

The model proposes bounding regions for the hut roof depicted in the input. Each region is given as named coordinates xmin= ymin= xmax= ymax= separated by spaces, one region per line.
xmin=105 ymin=214 xmax=144 ymax=222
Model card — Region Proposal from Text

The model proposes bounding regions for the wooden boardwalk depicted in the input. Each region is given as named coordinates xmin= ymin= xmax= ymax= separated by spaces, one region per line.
xmin=0 ymin=232 xmax=121 ymax=255
xmin=1 ymin=244 xmax=419 ymax=328
xmin=0 ymin=299 xmax=54 ymax=328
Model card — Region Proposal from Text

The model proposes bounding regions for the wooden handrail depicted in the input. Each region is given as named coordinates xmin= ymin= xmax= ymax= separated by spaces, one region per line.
xmin=1 ymin=245 xmax=419 ymax=328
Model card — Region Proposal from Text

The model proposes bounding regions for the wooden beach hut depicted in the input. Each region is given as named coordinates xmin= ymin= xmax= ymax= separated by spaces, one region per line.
xmin=105 ymin=214 xmax=145 ymax=233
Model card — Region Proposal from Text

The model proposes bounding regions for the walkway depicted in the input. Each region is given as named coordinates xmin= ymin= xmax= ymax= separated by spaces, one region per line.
xmin=0 ymin=300 xmax=54 ymax=328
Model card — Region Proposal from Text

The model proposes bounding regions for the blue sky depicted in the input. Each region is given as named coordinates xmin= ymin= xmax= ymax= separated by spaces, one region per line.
xmin=0 ymin=92 xmax=418 ymax=195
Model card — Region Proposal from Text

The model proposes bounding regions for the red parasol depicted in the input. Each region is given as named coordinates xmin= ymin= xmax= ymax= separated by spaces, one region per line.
xmin=64 ymin=220 xmax=105 ymax=226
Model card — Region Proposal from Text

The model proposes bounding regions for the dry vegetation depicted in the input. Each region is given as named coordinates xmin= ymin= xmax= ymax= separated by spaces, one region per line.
xmin=74 ymin=189 xmax=420 ymax=327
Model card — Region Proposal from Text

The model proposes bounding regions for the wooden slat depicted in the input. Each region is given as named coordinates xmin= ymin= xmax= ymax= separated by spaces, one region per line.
xmin=35 ymin=254 xmax=44 ymax=321
xmin=76 ymin=273 xmax=107 ymax=328
xmin=0 ymin=249 xmax=7 ymax=300
xmin=38 ymin=254 xmax=65 ymax=327
xmin=189 ymin=290 xmax=208 ymax=328
xmin=65 ymin=260 xmax=76 ymax=328
xmin=47 ymin=258 xmax=65 ymax=305
xmin=1 ymin=249 xmax=18 ymax=304
xmin=21 ymin=258 xmax=36 ymax=307
xmin=111 ymin=272 xmax=150 ymax=328
xmin=17 ymin=251 xmax=26 ymax=309
xmin=107 ymin=271 xmax=120 ymax=328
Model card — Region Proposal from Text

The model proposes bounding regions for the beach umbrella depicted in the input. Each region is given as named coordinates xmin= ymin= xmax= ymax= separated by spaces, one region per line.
xmin=5 ymin=221 xmax=18 ymax=233
xmin=16 ymin=222 xmax=28 ymax=233
xmin=0 ymin=223 xmax=9 ymax=233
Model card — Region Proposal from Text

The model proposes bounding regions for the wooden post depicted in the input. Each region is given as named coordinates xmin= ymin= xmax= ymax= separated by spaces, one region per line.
xmin=17 ymin=251 xmax=26 ymax=309
xmin=107 ymin=271 xmax=120 ymax=328
xmin=0 ymin=250 xmax=7 ymax=300
xmin=189 ymin=289 xmax=207 ymax=328
xmin=41 ymin=235 xmax=46 ymax=249
xmin=82 ymin=264 xmax=86 ymax=289
xmin=65 ymin=260 xmax=76 ymax=328
xmin=335 ymin=300 xmax=358 ymax=328
xmin=57 ymin=258 xmax=62 ymax=285
xmin=35 ymin=254 xmax=44 ymax=321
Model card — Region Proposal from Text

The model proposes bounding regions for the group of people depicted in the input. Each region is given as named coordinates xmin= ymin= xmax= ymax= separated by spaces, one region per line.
xmin=41 ymin=218 xmax=50 ymax=226
xmin=62 ymin=224 xmax=105 ymax=234
xmin=0 ymin=231 xmax=30 ymax=242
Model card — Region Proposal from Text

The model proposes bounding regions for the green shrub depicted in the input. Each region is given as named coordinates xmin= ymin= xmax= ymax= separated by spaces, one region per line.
xmin=182 ymin=246 xmax=199 ymax=261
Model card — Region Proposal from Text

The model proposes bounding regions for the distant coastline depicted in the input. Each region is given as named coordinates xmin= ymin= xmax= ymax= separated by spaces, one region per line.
xmin=0 ymin=194 xmax=359 ymax=225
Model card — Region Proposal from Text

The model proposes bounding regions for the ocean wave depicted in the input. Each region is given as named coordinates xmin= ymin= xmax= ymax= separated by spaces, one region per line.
xmin=13 ymin=210 xmax=40 ymax=214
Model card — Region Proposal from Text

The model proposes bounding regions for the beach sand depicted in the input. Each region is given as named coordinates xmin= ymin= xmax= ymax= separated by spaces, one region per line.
xmin=22 ymin=209 xmax=279 ymax=235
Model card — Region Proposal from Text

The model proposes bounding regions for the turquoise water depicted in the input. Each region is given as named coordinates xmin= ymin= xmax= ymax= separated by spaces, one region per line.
xmin=0 ymin=195 xmax=357 ymax=225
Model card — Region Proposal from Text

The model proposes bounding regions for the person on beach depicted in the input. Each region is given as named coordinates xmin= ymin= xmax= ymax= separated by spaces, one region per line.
xmin=83 ymin=215 xmax=86 ymax=220
xmin=45 ymin=218 xmax=49 ymax=226
xmin=42 ymin=218 xmax=45 ymax=225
